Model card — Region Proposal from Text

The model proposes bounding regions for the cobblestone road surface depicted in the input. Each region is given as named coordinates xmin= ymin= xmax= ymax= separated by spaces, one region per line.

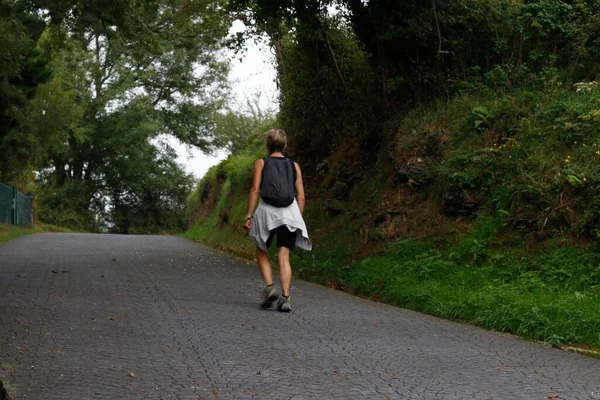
xmin=1 ymin=234 xmax=600 ymax=399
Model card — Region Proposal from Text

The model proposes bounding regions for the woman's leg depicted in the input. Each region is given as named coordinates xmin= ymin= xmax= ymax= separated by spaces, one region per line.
xmin=256 ymin=247 xmax=273 ymax=285
xmin=277 ymin=247 xmax=292 ymax=296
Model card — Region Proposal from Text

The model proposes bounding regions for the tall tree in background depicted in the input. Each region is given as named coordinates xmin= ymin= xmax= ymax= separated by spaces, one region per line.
xmin=228 ymin=0 xmax=385 ymax=161
xmin=1 ymin=0 xmax=232 ymax=232
xmin=212 ymin=91 xmax=277 ymax=155
xmin=0 ymin=1 xmax=52 ymax=187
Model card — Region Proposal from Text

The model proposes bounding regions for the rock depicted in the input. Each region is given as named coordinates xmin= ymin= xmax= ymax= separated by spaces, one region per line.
xmin=325 ymin=200 xmax=346 ymax=214
xmin=511 ymin=214 xmax=537 ymax=229
xmin=395 ymin=163 xmax=430 ymax=187
xmin=442 ymin=190 xmax=480 ymax=216
xmin=330 ymin=181 xmax=349 ymax=199
xmin=373 ymin=208 xmax=408 ymax=224
xmin=316 ymin=159 xmax=329 ymax=172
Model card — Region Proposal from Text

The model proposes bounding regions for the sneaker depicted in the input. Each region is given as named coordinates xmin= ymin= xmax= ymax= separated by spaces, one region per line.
xmin=260 ymin=285 xmax=279 ymax=308
xmin=276 ymin=295 xmax=291 ymax=312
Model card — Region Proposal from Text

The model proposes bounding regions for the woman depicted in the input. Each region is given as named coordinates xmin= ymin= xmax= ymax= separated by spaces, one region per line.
xmin=243 ymin=129 xmax=312 ymax=312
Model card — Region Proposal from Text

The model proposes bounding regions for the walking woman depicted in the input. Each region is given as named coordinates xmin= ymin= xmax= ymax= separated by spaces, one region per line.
xmin=243 ymin=129 xmax=312 ymax=312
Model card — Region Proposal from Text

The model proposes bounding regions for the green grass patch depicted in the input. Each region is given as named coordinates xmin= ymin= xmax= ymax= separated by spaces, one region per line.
xmin=334 ymin=238 xmax=600 ymax=349
xmin=37 ymin=223 xmax=75 ymax=233
xmin=0 ymin=222 xmax=79 ymax=245
xmin=0 ymin=223 xmax=38 ymax=245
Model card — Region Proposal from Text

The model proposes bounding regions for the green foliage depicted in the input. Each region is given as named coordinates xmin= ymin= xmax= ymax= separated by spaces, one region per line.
xmin=0 ymin=2 xmax=52 ymax=186
xmin=0 ymin=0 xmax=232 ymax=232
xmin=184 ymin=151 xmax=259 ymax=256
xmin=276 ymin=17 xmax=384 ymax=160
xmin=342 ymin=236 xmax=600 ymax=348
xmin=234 ymin=0 xmax=600 ymax=110
xmin=0 ymin=223 xmax=38 ymax=244
xmin=189 ymin=0 xmax=600 ymax=352
xmin=213 ymin=93 xmax=278 ymax=156
xmin=448 ymin=216 xmax=505 ymax=265
xmin=185 ymin=86 xmax=600 ymax=348
xmin=0 ymin=221 xmax=77 ymax=245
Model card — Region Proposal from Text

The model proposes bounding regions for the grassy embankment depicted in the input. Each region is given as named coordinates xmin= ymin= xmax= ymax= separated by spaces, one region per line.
xmin=185 ymin=84 xmax=600 ymax=353
xmin=0 ymin=223 xmax=74 ymax=245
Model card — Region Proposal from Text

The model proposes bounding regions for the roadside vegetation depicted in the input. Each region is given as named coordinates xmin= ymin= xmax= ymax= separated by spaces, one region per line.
xmin=186 ymin=0 xmax=600 ymax=351
xmin=0 ymin=223 xmax=75 ymax=245
xmin=0 ymin=224 xmax=38 ymax=245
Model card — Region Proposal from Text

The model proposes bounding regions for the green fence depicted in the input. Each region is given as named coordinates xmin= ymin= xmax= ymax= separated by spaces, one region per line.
xmin=0 ymin=181 xmax=33 ymax=228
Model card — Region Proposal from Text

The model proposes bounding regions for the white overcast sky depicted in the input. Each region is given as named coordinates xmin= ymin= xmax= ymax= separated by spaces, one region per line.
xmin=169 ymin=22 xmax=278 ymax=180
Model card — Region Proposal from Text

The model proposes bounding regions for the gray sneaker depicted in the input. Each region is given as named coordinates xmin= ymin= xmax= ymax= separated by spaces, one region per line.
xmin=277 ymin=295 xmax=291 ymax=312
xmin=260 ymin=285 xmax=279 ymax=308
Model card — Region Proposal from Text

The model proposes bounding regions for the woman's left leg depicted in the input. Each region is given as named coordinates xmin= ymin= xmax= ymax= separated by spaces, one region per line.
xmin=277 ymin=246 xmax=292 ymax=296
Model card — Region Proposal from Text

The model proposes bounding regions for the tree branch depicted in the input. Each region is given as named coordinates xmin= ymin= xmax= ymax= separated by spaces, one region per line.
xmin=432 ymin=0 xmax=449 ymax=55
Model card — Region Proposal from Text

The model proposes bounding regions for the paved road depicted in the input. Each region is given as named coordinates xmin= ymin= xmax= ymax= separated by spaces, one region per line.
xmin=1 ymin=234 xmax=599 ymax=399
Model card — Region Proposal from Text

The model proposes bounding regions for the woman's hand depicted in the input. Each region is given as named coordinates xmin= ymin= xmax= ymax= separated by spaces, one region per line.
xmin=243 ymin=216 xmax=252 ymax=232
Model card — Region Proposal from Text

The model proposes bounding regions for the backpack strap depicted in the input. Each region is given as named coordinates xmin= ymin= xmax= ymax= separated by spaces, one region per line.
xmin=289 ymin=158 xmax=297 ymax=183
xmin=260 ymin=157 xmax=267 ymax=190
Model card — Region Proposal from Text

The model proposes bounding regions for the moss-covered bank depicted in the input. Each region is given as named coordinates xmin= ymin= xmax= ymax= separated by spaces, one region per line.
xmin=185 ymin=85 xmax=600 ymax=351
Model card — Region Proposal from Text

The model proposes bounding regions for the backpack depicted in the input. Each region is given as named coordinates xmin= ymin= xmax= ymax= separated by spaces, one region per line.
xmin=261 ymin=157 xmax=297 ymax=207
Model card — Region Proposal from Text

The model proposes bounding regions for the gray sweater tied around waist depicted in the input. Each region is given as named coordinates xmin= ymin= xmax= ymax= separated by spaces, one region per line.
xmin=250 ymin=198 xmax=312 ymax=251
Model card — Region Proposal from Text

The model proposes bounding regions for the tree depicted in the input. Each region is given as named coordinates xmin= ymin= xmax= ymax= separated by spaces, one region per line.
xmin=212 ymin=91 xmax=277 ymax=155
xmin=0 ymin=1 xmax=52 ymax=186
xmin=24 ymin=0 xmax=232 ymax=232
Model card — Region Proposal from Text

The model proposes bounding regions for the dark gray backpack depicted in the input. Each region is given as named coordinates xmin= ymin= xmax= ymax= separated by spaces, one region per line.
xmin=261 ymin=157 xmax=296 ymax=207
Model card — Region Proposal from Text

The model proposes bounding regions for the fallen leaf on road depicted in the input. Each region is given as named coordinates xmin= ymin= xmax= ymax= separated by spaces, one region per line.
xmin=256 ymin=371 xmax=262 ymax=375
xmin=128 ymin=372 xmax=135 ymax=378
xmin=547 ymin=396 xmax=559 ymax=399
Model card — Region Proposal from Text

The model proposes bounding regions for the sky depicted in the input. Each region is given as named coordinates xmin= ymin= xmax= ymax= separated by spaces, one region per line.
xmin=169 ymin=22 xmax=278 ymax=180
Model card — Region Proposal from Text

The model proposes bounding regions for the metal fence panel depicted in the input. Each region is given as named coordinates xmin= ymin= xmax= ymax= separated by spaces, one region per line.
xmin=0 ymin=182 xmax=33 ymax=228
xmin=0 ymin=181 xmax=13 ymax=225
xmin=16 ymin=191 xmax=32 ymax=228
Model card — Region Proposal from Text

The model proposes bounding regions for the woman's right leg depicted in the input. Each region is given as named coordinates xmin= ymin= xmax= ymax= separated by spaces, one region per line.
xmin=257 ymin=247 xmax=279 ymax=308
xmin=256 ymin=247 xmax=273 ymax=285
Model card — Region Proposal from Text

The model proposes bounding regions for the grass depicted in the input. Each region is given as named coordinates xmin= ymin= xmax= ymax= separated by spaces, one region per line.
xmin=37 ymin=222 xmax=75 ymax=233
xmin=342 ymin=239 xmax=600 ymax=348
xmin=0 ymin=222 xmax=77 ymax=245
xmin=0 ymin=224 xmax=38 ymax=245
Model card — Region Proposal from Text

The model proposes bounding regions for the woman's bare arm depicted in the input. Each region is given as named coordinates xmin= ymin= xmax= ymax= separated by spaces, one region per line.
xmin=294 ymin=162 xmax=305 ymax=215
xmin=244 ymin=159 xmax=264 ymax=230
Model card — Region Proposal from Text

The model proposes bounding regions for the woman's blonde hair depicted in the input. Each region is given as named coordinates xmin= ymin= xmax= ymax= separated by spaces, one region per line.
xmin=265 ymin=129 xmax=287 ymax=154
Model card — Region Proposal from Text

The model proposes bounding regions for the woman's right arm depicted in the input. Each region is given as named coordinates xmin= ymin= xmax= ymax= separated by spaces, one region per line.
xmin=244 ymin=159 xmax=264 ymax=230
